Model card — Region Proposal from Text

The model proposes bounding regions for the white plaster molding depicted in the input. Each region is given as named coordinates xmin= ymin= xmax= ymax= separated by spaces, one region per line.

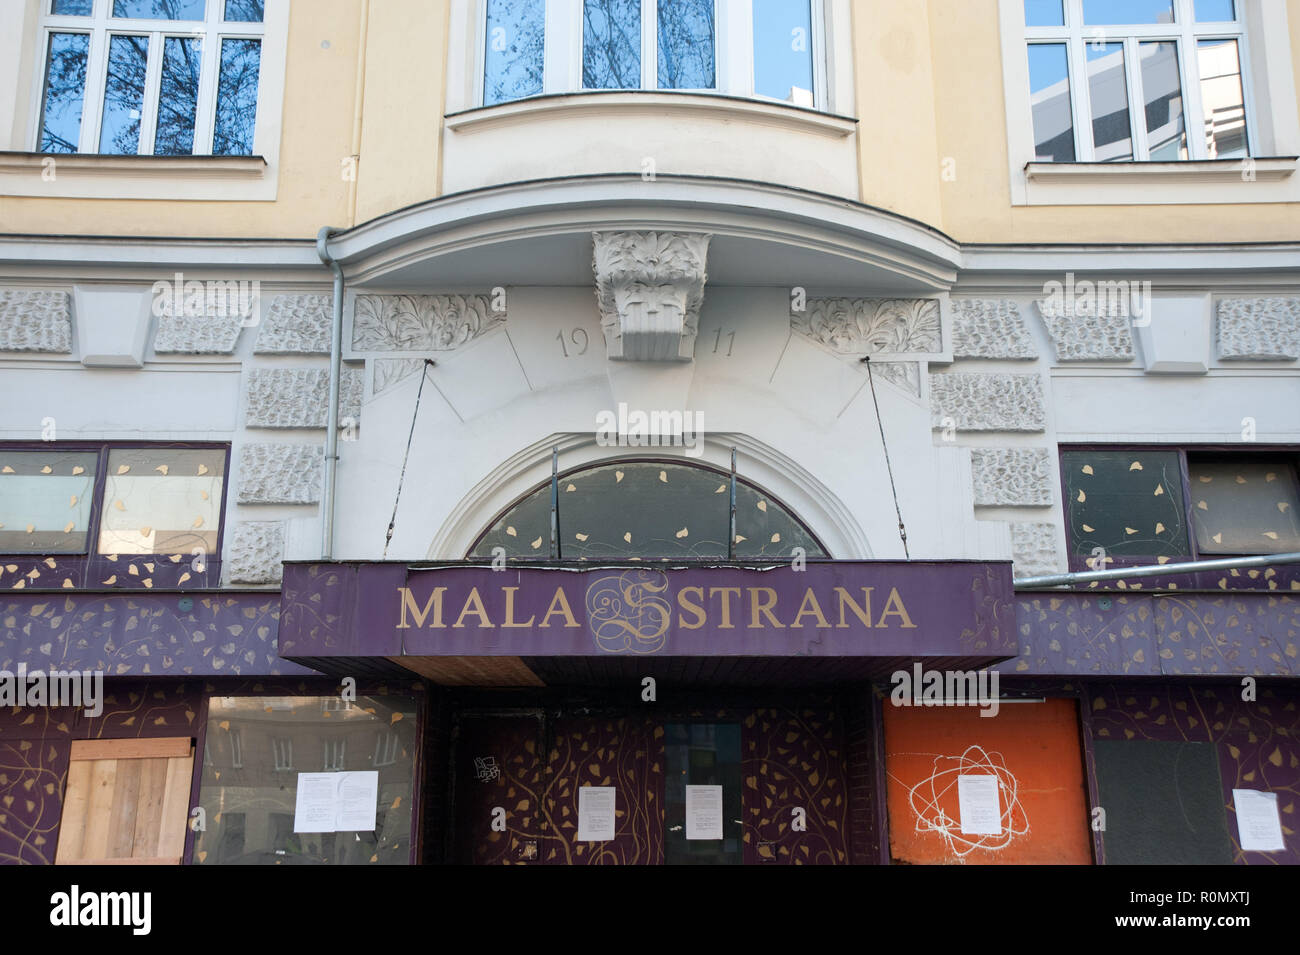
xmin=227 ymin=521 xmax=285 ymax=584
xmin=791 ymin=297 xmax=944 ymax=360
xmin=237 ymin=443 xmax=324 ymax=505
xmin=350 ymin=293 xmax=504 ymax=352
xmin=1010 ymin=522 xmax=1061 ymax=577
xmin=950 ymin=298 xmax=1037 ymax=360
xmin=971 ymin=448 xmax=1053 ymax=507
xmin=1035 ymin=296 xmax=1136 ymax=362
xmin=245 ymin=368 xmax=363 ymax=429
xmin=0 ymin=288 xmax=72 ymax=353
xmin=930 ymin=373 xmax=1046 ymax=432
xmin=592 ymin=231 xmax=711 ymax=361
xmin=253 ymin=293 xmax=334 ymax=354
xmin=1216 ymin=297 xmax=1300 ymax=360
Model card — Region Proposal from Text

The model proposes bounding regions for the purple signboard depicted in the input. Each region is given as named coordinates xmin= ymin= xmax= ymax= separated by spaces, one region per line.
xmin=278 ymin=560 xmax=1016 ymax=660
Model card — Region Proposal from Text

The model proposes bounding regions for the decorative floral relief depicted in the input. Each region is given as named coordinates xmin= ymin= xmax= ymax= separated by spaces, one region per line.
xmin=592 ymin=231 xmax=711 ymax=360
xmin=792 ymin=298 xmax=941 ymax=355
xmin=351 ymin=294 xmax=503 ymax=352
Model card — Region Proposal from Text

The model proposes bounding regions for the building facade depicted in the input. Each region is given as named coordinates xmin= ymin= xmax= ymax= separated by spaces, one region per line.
xmin=0 ymin=0 xmax=1298 ymax=865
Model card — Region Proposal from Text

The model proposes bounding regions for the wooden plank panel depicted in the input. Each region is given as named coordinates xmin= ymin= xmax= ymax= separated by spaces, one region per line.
xmin=155 ymin=755 xmax=194 ymax=863
xmin=106 ymin=757 xmax=141 ymax=859
xmin=131 ymin=757 xmax=169 ymax=859
xmin=74 ymin=857 xmax=182 ymax=865
xmin=54 ymin=759 xmax=92 ymax=864
xmin=70 ymin=737 xmax=191 ymax=761
xmin=79 ymin=759 xmax=118 ymax=862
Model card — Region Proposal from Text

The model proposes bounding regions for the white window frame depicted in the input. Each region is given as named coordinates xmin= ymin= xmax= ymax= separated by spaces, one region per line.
xmin=322 ymin=738 xmax=346 ymax=771
xmin=373 ymin=730 xmax=399 ymax=767
xmin=229 ymin=727 xmax=243 ymax=768
xmin=474 ymin=0 xmax=827 ymax=110
xmin=30 ymin=0 xmax=267 ymax=156
xmin=271 ymin=736 xmax=292 ymax=771
xmin=1024 ymin=0 xmax=1258 ymax=162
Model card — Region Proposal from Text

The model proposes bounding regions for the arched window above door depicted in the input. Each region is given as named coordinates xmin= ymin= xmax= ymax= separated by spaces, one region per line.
xmin=468 ymin=459 xmax=827 ymax=560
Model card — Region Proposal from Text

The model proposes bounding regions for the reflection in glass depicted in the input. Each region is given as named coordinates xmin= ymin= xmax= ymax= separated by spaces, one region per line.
xmin=1063 ymin=450 xmax=1190 ymax=558
xmin=1139 ymin=41 xmax=1186 ymax=160
xmin=1086 ymin=42 xmax=1132 ymax=161
xmin=0 ymin=450 xmax=98 ymax=553
xmin=752 ymin=0 xmax=812 ymax=102
xmin=194 ymin=695 xmax=418 ymax=865
xmin=1188 ymin=457 xmax=1300 ymax=555
xmin=469 ymin=461 xmax=826 ymax=560
xmin=98 ymin=34 xmax=149 ymax=154
xmin=657 ymin=0 xmax=715 ymax=90
xmin=97 ymin=447 xmax=225 ymax=555
xmin=1082 ymin=0 xmax=1174 ymax=25
xmin=223 ymin=0 xmax=263 ymax=21
xmin=664 ymin=723 xmax=742 ymax=865
xmin=1027 ymin=43 xmax=1075 ymax=161
xmin=483 ymin=0 xmax=545 ymax=105
xmin=1193 ymin=0 xmax=1234 ymax=21
xmin=113 ymin=0 xmax=206 ymax=19
xmin=39 ymin=32 xmax=90 ymax=153
xmin=52 ymin=0 xmax=94 ymax=13
xmin=153 ymin=36 xmax=201 ymax=154
xmin=1197 ymin=39 xmax=1247 ymax=158
xmin=213 ymin=38 xmax=261 ymax=154
xmin=584 ymin=0 xmax=641 ymax=89
xmin=1023 ymin=0 xmax=1064 ymax=27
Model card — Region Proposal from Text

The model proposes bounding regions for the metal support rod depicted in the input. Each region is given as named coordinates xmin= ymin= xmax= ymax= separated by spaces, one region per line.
xmin=728 ymin=446 xmax=737 ymax=560
xmin=549 ymin=445 xmax=559 ymax=560
xmin=1015 ymin=551 xmax=1300 ymax=589
xmin=316 ymin=226 xmax=345 ymax=560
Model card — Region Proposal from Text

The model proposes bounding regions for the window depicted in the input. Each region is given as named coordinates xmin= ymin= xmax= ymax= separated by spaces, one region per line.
xmin=373 ymin=730 xmax=400 ymax=767
xmin=323 ymin=738 xmax=346 ymax=771
xmin=664 ymin=722 xmax=742 ymax=865
xmin=469 ymin=459 xmax=827 ymax=560
xmin=37 ymin=0 xmax=265 ymax=156
xmin=271 ymin=736 xmax=293 ymax=771
xmin=481 ymin=0 xmax=823 ymax=108
xmin=1024 ymin=0 xmax=1251 ymax=161
xmin=1061 ymin=447 xmax=1300 ymax=571
xmin=0 ymin=443 xmax=227 ymax=557
xmin=230 ymin=728 xmax=243 ymax=768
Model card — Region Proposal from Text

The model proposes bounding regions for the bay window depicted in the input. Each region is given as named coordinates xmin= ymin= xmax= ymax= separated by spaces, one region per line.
xmin=36 ymin=0 xmax=265 ymax=156
xmin=1024 ymin=0 xmax=1253 ymax=162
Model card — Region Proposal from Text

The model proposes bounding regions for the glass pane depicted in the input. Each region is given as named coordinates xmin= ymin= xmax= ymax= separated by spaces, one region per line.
xmin=1087 ymin=42 xmax=1132 ymax=161
xmin=1139 ymin=41 xmax=1187 ymax=160
xmin=223 ymin=0 xmax=263 ymax=21
xmin=483 ymin=0 xmax=545 ymax=106
xmin=51 ymin=0 xmax=93 ymax=13
xmin=1027 ymin=43 xmax=1075 ymax=161
xmin=657 ymin=0 xmax=714 ymax=90
xmin=664 ymin=723 xmax=742 ymax=865
xmin=752 ymin=0 xmax=813 ymax=103
xmin=39 ymin=32 xmax=90 ymax=153
xmin=469 ymin=461 xmax=826 ymax=560
xmin=1188 ymin=457 xmax=1300 ymax=555
xmin=98 ymin=34 xmax=149 ymax=154
xmin=1062 ymin=450 xmax=1190 ymax=559
xmin=1197 ymin=39 xmax=1247 ymax=158
xmin=153 ymin=35 xmax=201 ymax=154
xmin=1194 ymin=0 xmax=1234 ymax=21
xmin=212 ymin=37 xmax=261 ymax=154
xmin=193 ymin=695 xmax=419 ymax=865
xmin=1082 ymin=0 xmax=1175 ymax=25
xmin=97 ymin=447 xmax=225 ymax=555
xmin=583 ymin=0 xmax=641 ymax=89
xmin=113 ymin=0 xmax=206 ymax=19
xmin=1023 ymin=0 xmax=1064 ymax=27
xmin=0 ymin=450 xmax=98 ymax=553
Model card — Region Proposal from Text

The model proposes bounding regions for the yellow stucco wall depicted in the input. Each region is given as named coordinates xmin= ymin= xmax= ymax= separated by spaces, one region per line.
xmin=0 ymin=0 xmax=1295 ymax=244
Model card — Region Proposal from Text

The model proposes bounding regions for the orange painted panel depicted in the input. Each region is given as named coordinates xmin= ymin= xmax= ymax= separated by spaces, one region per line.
xmin=883 ymin=699 xmax=1093 ymax=865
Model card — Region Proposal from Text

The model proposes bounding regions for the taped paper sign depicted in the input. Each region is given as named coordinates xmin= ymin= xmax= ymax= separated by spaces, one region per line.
xmin=577 ymin=786 xmax=617 ymax=842
xmin=1232 ymin=789 xmax=1284 ymax=852
xmin=294 ymin=771 xmax=379 ymax=833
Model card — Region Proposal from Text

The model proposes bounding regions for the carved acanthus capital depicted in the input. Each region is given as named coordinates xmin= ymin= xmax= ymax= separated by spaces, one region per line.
xmin=592 ymin=231 xmax=711 ymax=361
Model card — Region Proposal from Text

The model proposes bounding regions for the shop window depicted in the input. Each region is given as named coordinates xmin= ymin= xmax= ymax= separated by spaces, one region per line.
xmin=37 ymin=0 xmax=265 ymax=155
xmin=0 ymin=442 xmax=227 ymax=558
xmin=1061 ymin=447 xmax=1300 ymax=568
xmin=1024 ymin=0 xmax=1250 ymax=161
xmin=482 ymin=0 xmax=825 ymax=108
xmin=664 ymin=722 xmax=742 ymax=865
xmin=193 ymin=695 xmax=419 ymax=865
xmin=470 ymin=459 xmax=826 ymax=560
xmin=55 ymin=737 xmax=194 ymax=864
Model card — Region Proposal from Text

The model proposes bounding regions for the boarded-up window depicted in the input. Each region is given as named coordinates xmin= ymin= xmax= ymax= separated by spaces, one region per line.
xmin=882 ymin=698 xmax=1093 ymax=865
xmin=55 ymin=737 xmax=193 ymax=865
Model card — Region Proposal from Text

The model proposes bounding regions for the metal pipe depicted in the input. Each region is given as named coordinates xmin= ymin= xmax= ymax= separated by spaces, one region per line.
xmin=728 ymin=447 xmax=737 ymax=560
xmin=316 ymin=226 xmax=345 ymax=560
xmin=1015 ymin=551 xmax=1300 ymax=590
xmin=549 ymin=445 xmax=559 ymax=560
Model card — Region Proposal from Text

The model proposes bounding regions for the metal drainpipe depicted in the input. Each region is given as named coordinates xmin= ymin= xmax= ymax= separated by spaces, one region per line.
xmin=1015 ymin=551 xmax=1300 ymax=590
xmin=317 ymin=226 xmax=344 ymax=560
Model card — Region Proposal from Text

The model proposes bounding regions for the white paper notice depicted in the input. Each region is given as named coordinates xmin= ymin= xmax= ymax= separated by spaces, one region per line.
xmin=957 ymin=774 xmax=1002 ymax=836
xmin=294 ymin=771 xmax=380 ymax=833
xmin=1233 ymin=789 xmax=1285 ymax=852
xmin=577 ymin=786 xmax=617 ymax=842
xmin=685 ymin=785 xmax=724 ymax=840
xmin=293 ymin=773 xmax=338 ymax=833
